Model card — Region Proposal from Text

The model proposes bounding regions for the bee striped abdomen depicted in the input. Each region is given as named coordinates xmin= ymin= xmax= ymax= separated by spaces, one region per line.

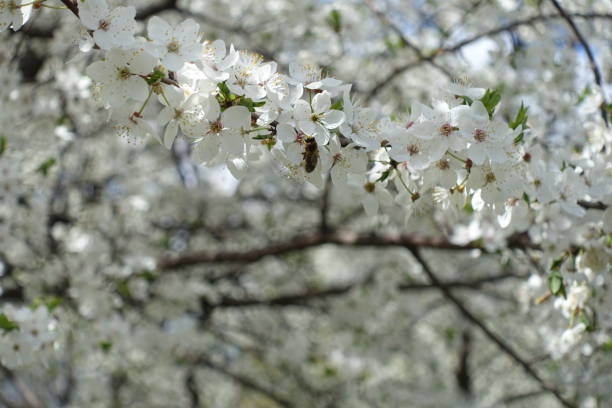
xmin=302 ymin=136 xmax=319 ymax=173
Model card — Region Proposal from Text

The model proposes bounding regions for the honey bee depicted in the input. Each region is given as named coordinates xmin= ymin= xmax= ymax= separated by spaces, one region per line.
xmin=302 ymin=136 xmax=319 ymax=173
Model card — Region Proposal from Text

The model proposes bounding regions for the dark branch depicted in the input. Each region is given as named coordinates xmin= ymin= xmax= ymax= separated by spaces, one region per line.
xmin=365 ymin=12 xmax=612 ymax=101
xmin=197 ymin=357 xmax=295 ymax=408
xmin=158 ymin=230 xmax=537 ymax=269
xmin=549 ymin=0 xmax=609 ymax=126
xmin=406 ymin=247 xmax=576 ymax=408
xmin=212 ymin=272 xmax=521 ymax=309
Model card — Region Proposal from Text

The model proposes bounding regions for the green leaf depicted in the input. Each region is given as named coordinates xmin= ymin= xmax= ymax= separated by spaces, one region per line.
xmin=522 ymin=192 xmax=530 ymax=205
xmin=576 ymin=86 xmax=592 ymax=105
xmin=550 ymin=255 xmax=566 ymax=272
xmin=579 ymin=309 xmax=597 ymax=332
xmin=0 ymin=135 xmax=6 ymax=157
xmin=547 ymin=273 xmax=566 ymax=298
xmin=376 ymin=168 xmax=392 ymax=183
xmin=510 ymin=103 xmax=529 ymax=130
xmin=601 ymin=340 xmax=612 ymax=352
xmin=99 ymin=341 xmax=113 ymax=353
xmin=217 ymin=81 xmax=231 ymax=100
xmin=145 ymin=69 xmax=166 ymax=85
xmin=459 ymin=95 xmax=473 ymax=106
xmin=0 ymin=313 xmax=19 ymax=333
xmin=327 ymin=9 xmax=342 ymax=33
xmin=37 ymin=158 xmax=56 ymax=176
xmin=330 ymin=100 xmax=343 ymax=111
xmin=480 ymin=89 xmax=502 ymax=119
xmin=32 ymin=296 xmax=63 ymax=311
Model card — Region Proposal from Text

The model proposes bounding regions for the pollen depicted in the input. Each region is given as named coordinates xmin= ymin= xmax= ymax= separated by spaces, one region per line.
xmin=209 ymin=121 xmax=223 ymax=134
xmin=436 ymin=159 xmax=450 ymax=170
xmin=407 ymin=144 xmax=419 ymax=156
xmin=167 ymin=40 xmax=180 ymax=53
xmin=117 ymin=67 xmax=131 ymax=80
xmin=473 ymin=129 xmax=487 ymax=142
xmin=485 ymin=172 xmax=496 ymax=184
xmin=439 ymin=123 xmax=453 ymax=137
xmin=98 ymin=20 xmax=110 ymax=31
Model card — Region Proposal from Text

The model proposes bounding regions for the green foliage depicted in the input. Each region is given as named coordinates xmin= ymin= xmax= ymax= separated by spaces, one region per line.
xmin=0 ymin=135 xmax=6 ymax=157
xmin=480 ymin=89 xmax=502 ymax=119
xmin=32 ymin=296 xmax=63 ymax=311
xmin=547 ymin=272 xmax=566 ymax=298
xmin=217 ymin=81 xmax=265 ymax=112
xmin=327 ymin=9 xmax=342 ymax=34
xmin=376 ymin=168 xmax=392 ymax=183
xmin=37 ymin=158 xmax=57 ymax=176
xmin=145 ymin=69 xmax=166 ymax=85
xmin=330 ymin=99 xmax=343 ymax=111
xmin=0 ymin=313 xmax=19 ymax=333
xmin=99 ymin=341 xmax=113 ymax=353
xmin=511 ymin=103 xmax=529 ymax=144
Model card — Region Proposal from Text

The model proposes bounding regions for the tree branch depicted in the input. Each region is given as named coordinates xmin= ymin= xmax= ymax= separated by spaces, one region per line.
xmin=549 ymin=0 xmax=609 ymax=126
xmin=363 ymin=0 xmax=453 ymax=79
xmin=158 ymin=230 xmax=537 ymax=269
xmin=406 ymin=247 xmax=575 ymax=408
xmin=197 ymin=357 xmax=295 ymax=408
xmin=364 ymin=12 xmax=612 ymax=102
xmin=211 ymin=272 xmax=521 ymax=309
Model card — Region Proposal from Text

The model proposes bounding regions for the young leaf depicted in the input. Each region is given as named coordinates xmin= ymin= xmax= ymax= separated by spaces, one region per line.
xmin=327 ymin=9 xmax=342 ymax=33
xmin=480 ymin=89 xmax=502 ymax=119
xmin=0 ymin=313 xmax=19 ymax=332
xmin=37 ymin=158 xmax=57 ymax=176
xmin=547 ymin=273 xmax=566 ymax=298
xmin=0 ymin=135 xmax=6 ymax=157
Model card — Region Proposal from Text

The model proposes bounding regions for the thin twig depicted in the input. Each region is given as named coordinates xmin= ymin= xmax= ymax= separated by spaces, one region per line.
xmin=158 ymin=230 xmax=538 ymax=269
xmin=406 ymin=247 xmax=576 ymax=408
xmin=549 ymin=0 xmax=609 ymax=126
xmin=364 ymin=12 xmax=612 ymax=102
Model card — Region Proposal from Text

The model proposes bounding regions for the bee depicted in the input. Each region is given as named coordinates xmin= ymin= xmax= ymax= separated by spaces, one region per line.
xmin=302 ymin=136 xmax=319 ymax=173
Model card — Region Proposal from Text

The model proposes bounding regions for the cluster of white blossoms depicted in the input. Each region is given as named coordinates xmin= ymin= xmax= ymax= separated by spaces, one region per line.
xmin=1 ymin=0 xmax=610 ymax=370
xmin=0 ymin=305 xmax=57 ymax=368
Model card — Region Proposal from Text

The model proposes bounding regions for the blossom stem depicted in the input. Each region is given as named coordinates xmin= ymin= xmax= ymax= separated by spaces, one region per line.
xmin=41 ymin=4 xmax=68 ymax=9
xmin=446 ymin=150 xmax=467 ymax=163
xmin=160 ymin=90 xmax=172 ymax=108
xmin=395 ymin=169 xmax=414 ymax=195
xmin=137 ymin=88 xmax=154 ymax=116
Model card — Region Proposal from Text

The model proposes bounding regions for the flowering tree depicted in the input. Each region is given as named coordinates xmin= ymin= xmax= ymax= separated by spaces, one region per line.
xmin=0 ymin=0 xmax=610 ymax=406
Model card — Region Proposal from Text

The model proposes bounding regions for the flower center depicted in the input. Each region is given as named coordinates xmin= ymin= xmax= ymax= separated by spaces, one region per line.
xmin=167 ymin=40 xmax=180 ymax=53
xmin=117 ymin=67 xmax=131 ymax=80
xmin=407 ymin=144 xmax=419 ymax=156
xmin=311 ymin=113 xmax=323 ymax=123
xmin=485 ymin=172 xmax=496 ymax=184
xmin=98 ymin=20 xmax=110 ymax=31
xmin=473 ymin=129 xmax=487 ymax=142
xmin=364 ymin=182 xmax=375 ymax=193
xmin=436 ymin=159 xmax=450 ymax=170
xmin=209 ymin=121 xmax=223 ymax=134
xmin=439 ymin=123 xmax=454 ymax=137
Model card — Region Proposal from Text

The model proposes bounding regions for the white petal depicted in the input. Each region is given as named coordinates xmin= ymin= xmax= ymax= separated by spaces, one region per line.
xmin=293 ymin=100 xmax=311 ymax=121
xmin=312 ymin=92 xmax=331 ymax=114
xmin=79 ymin=0 xmax=108 ymax=30
xmin=322 ymin=110 xmax=345 ymax=129
xmin=164 ymin=121 xmax=179 ymax=149
xmin=222 ymin=106 xmax=251 ymax=130
xmin=175 ymin=19 xmax=200 ymax=44
xmin=206 ymin=98 xmax=221 ymax=121
xmin=220 ymin=131 xmax=244 ymax=156
xmin=147 ymin=16 xmax=172 ymax=44
xmin=277 ymin=123 xmax=297 ymax=143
